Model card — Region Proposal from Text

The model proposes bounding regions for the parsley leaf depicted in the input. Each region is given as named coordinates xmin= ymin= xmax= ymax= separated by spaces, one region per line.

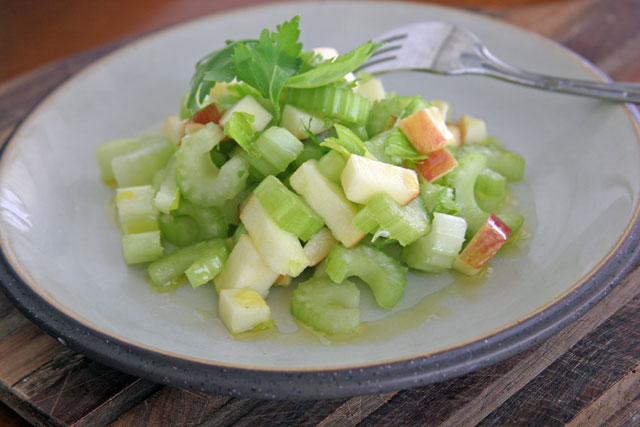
xmin=232 ymin=16 xmax=302 ymax=120
xmin=286 ymin=41 xmax=383 ymax=89
xmin=223 ymin=112 xmax=256 ymax=152
xmin=320 ymin=124 xmax=375 ymax=159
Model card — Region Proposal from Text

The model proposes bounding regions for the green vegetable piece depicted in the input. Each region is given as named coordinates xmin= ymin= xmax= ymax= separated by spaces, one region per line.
xmin=115 ymin=185 xmax=158 ymax=235
xmin=419 ymin=180 xmax=459 ymax=217
xmin=223 ymin=112 xmax=256 ymax=152
xmin=232 ymin=16 xmax=302 ymax=120
xmin=254 ymin=175 xmax=324 ymax=241
xmin=366 ymin=94 xmax=430 ymax=137
xmin=95 ymin=137 xmax=139 ymax=185
xmin=360 ymin=193 xmax=431 ymax=246
xmin=446 ymin=152 xmax=490 ymax=237
xmin=384 ymin=126 xmax=426 ymax=162
xmin=159 ymin=198 xmax=227 ymax=247
xmin=233 ymin=127 xmax=303 ymax=179
xmin=320 ymin=123 xmax=374 ymax=159
xmin=475 ymin=168 xmax=506 ymax=212
xmin=283 ymin=85 xmax=370 ymax=124
xmin=111 ymin=137 xmax=175 ymax=188
xmin=185 ymin=244 xmax=229 ymax=288
xmin=147 ymin=239 xmax=227 ymax=289
xmin=317 ymin=150 xmax=347 ymax=184
xmin=364 ymin=130 xmax=394 ymax=163
xmin=292 ymin=142 xmax=327 ymax=169
xmin=326 ymin=244 xmax=407 ymax=309
xmin=286 ymin=41 xmax=382 ymax=88
xmin=176 ymin=123 xmax=249 ymax=206
xmin=153 ymin=157 xmax=180 ymax=214
xmin=290 ymin=276 xmax=360 ymax=335
xmin=122 ymin=231 xmax=164 ymax=265
xmin=463 ymin=140 xmax=525 ymax=181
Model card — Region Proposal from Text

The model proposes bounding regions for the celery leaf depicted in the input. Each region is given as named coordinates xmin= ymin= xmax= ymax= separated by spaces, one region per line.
xmin=320 ymin=124 xmax=375 ymax=159
xmin=223 ymin=112 xmax=256 ymax=152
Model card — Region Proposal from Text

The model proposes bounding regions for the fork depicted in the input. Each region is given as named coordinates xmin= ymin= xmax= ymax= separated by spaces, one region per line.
xmin=358 ymin=22 xmax=640 ymax=104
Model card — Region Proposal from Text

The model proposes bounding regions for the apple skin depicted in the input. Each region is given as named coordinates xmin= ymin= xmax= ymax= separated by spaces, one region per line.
xmin=416 ymin=148 xmax=458 ymax=182
xmin=456 ymin=214 xmax=511 ymax=271
xmin=192 ymin=103 xmax=222 ymax=125
xmin=398 ymin=107 xmax=454 ymax=154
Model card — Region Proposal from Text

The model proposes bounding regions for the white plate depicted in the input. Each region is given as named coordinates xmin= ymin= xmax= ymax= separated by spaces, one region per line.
xmin=1 ymin=1 xmax=639 ymax=399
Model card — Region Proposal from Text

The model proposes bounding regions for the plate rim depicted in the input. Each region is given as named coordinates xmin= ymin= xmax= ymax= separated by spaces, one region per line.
xmin=1 ymin=0 xmax=640 ymax=399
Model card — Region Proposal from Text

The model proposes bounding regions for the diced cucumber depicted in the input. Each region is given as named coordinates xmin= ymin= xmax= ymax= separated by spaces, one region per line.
xmin=326 ymin=244 xmax=406 ymax=309
xmin=290 ymin=276 xmax=360 ymax=335
xmin=254 ymin=175 xmax=324 ymax=241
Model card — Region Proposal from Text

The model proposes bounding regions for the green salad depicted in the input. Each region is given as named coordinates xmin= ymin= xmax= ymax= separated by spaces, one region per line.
xmin=96 ymin=17 xmax=526 ymax=337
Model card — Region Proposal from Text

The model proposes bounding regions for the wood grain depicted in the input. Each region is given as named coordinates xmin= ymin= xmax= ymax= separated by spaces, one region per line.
xmin=0 ymin=0 xmax=639 ymax=426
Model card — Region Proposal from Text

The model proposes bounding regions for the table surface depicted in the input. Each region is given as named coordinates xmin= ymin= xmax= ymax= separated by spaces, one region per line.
xmin=1 ymin=0 xmax=639 ymax=425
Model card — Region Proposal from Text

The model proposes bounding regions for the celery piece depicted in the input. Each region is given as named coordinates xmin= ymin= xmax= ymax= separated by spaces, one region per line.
xmin=352 ymin=207 xmax=378 ymax=234
xmin=290 ymin=276 xmax=360 ymax=335
xmin=326 ymin=244 xmax=407 ymax=309
xmin=112 ymin=137 xmax=175 ymax=188
xmin=122 ymin=231 xmax=164 ymax=265
xmin=365 ymin=193 xmax=430 ymax=246
xmin=292 ymin=142 xmax=327 ymax=169
xmin=419 ymin=180 xmax=459 ymax=216
xmin=232 ymin=223 xmax=248 ymax=244
xmin=283 ymin=86 xmax=370 ymax=124
xmin=176 ymin=123 xmax=249 ymax=206
xmin=463 ymin=142 xmax=525 ymax=181
xmin=254 ymin=175 xmax=324 ymax=241
xmin=95 ymin=137 xmax=139 ymax=185
xmin=159 ymin=198 xmax=227 ymax=247
xmin=364 ymin=130 xmax=394 ymax=164
xmin=252 ymin=127 xmax=303 ymax=172
xmin=447 ymin=152 xmax=490 ymax=237
xmin=115 ymin=185 xmax=158 ymax=235
xmin=402 ymin=212 xmax=467 ymax=272
xmin=366 ymin=94 xmax=430 ymax=137
xmin=497 ymin=212 xmax=524 ymax=235
xmin=184 ymin=244 xmax=229 ymax=287
xmin=475 ymin=168 xmax=506 ymax=212
xmin=153 ymin=157 xmax=180 ymax=214
xmin=343 ymin=122 xmax=368 ymax=141
xmin=317 ymin=150 xmax=347 ymax=184
xmin=147 ymin=239 xmax=227 ymax=288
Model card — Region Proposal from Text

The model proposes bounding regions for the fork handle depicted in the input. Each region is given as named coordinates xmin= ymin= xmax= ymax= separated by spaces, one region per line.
xmin=476 ymin=47 xmax=640 ymax=104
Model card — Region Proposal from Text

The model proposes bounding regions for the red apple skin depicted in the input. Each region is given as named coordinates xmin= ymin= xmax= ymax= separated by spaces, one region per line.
xmin=458 ymin=214 xmax=512 ymax=269
xmin=398 ymin=108 xmax=448 ymax=154
xmin=192 ymin=103 xmax=222 ymax=124
xmin=416 ymin=148 xmax=458 ymax=182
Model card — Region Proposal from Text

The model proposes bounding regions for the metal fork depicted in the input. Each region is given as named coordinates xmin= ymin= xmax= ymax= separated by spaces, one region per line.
xmin=359 ymin=22 xmax=640 ymax=104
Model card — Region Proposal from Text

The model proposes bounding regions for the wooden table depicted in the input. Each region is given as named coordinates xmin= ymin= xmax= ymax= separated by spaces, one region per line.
xmin=1 ymin=0 xmax=639 ymax=425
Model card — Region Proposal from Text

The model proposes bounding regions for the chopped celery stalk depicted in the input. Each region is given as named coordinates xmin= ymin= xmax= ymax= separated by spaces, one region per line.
xmin=220 ymin=184 xmax=254 ymax=226
xmin=290 ymin=160 xmax=365 ymax=248
xmin=280 ymin=104 xmax=330 ymax=139
xmin=496 ymin=213 xmax=524 ymax=235
xmin=419 ymin=180 xmax=459 ymax=216
xmin=115 ymin=185 xmax=158 ymax=235
xmin=463 ymin=142 xmax=525 ymax=181
xmin=240 ymin=195 xmax=309 ymax=277
xmin=159 ymin=198 xmax=227 ymax=247
xmin=366 ymin=95 xmax=429 ymax=137
xmin=122 ymin=231 xmax=164 ymax=265
xmin=184 ymin=244 xmax=229 ymax=287
xmin=214 ymin=234 xmax=278 ymax=298
xmin=147 ymin=239 xmax=226 ymax=288
xmin=232 ymin=223 xmax=247 ymax=244
xmin=283 ymin=86 xmax=370 ymax=124
xmin=176 ymin=123 xmax=249 ymax=206
xmin=475 ymin=168 xmax=506 ymax=212
xmin=447 ymin=152 xmax=490 ymax=237
xmin=112 ymin=137 xmax=175 ymax=187
xmin=252 ymin=127 xmax=304 ymax=173
xmin=326 ymin=244 xmax=406 ymax=309
xmin=293 ymin=143 xmax=327 ymax=169
xmin=343 ymin=122 xmax=368 ymax=141
xmin=254 ymin=175 xmax=324 ymax=241
xmin=153 ymin=157 xmax=180 ymax=214
xmin=363 ymin=193 xmax=430 ymax=246
xmin=290 ymin=276 xmax=360 ymax=335
xmin=95 ymin=137 xmax=139 ymax=185
xmin=402 ymin=212 xmax=467 ymax=272
xmin=352 ymin=207 xmax=378 ymax=234
xmin=317 ymin=150 xmax=347 ymax=184
xmin=364 ymin=130 xmax=394 ymax=163
xmin=219 ymin=288 xmax=271 ymax=335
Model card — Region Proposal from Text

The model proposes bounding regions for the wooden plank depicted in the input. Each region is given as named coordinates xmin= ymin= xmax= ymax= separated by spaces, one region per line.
xmin=112 ymin=388 xmax=229 ymax=427
xmin=316 ymin=393 xmax=396 ymax=427
xmin=566 ymin=363 xmax=640 ymax=426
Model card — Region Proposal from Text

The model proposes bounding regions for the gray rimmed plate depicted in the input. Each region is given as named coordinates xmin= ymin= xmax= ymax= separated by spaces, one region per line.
xmin=1 ymin=1 xmax=639 ymax=400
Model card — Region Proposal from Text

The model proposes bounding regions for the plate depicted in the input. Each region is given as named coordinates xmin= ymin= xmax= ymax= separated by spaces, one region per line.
xmin=1 ymin=1 xmax=639 ymax=399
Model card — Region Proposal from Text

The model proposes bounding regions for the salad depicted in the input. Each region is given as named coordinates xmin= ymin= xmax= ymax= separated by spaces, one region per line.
xmin=96 ymin=17 xmax=525 ymax=337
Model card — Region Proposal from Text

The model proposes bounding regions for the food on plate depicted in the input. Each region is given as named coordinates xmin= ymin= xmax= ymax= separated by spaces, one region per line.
xmin=96 ymin=16 xmax=526 ymax=337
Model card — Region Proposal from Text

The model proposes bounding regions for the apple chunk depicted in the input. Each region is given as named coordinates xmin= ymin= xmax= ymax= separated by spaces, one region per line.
xmin=340 ymin=154 xmax=419 ymax=205
xmin=458 ymin=114 xmax=487 ymax=144
xmin=398 ymin=106 xmax=454 ymax=154
xmin=416 ymin=148 xmax=458 ymax=183
xmin=192 ymin=103 xmax=222 ymax=125
xmin=453 ymin=214 xmax=512 ymax=275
